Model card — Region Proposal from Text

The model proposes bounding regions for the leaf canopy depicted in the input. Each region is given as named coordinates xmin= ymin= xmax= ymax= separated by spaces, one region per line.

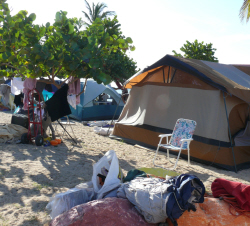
xmin=0 ymin=0 xmax=138 ymax=90
xmin=172 ymin=39 xmax=218 ymax=62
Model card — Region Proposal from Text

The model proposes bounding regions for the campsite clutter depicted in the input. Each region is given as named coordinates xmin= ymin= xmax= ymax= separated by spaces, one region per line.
xmin=82 ymin=119 xmax=116 ymax=136
xmin=47 ymin=150 xmax=250 ymax=226
xmin=0 ymin=76 xmax=79 ymax=145
xmin=47 ymin=150 xmax=206 ymax=226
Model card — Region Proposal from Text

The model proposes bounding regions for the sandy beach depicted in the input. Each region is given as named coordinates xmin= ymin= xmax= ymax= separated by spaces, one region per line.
xmin=0 ymin=111 xmax=250 ymax=226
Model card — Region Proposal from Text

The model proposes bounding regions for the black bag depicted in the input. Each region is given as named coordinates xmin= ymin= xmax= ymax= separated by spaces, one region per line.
xmin=11 ymin=114 xmax=29 ymax=129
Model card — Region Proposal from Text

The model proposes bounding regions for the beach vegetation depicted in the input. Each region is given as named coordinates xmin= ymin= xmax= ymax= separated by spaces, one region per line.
xmin=239 ymin=0 xmax=250 ymax=22
xmin=172 ymin=39 xmax=218 ymax=62
xmin=0 ymin=0 xmax=137 ymax=96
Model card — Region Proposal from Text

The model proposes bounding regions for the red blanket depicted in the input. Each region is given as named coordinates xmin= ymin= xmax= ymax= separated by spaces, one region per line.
xmin=211 ymin=178 xmax=250 ymax=211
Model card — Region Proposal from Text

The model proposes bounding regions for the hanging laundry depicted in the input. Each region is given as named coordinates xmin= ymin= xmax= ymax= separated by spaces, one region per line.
xmin=14 ymin=93 xmax=24 ymax=107
xmin=23 ymin=78 xmax=37 ymax=110
xmin=0 ymin=84 xmax=11 ymax=107
xmin=11 ymin=77 xmax=24 ymax=95
xmin=67 ymin=94 xmax=77 ymax=109
xmin=45 ymin=84 xmax=71 ymax=122
xmin=68 ymin=77 xmax=80 ymax=105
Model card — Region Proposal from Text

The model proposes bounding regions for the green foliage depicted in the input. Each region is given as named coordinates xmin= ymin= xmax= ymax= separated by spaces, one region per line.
xmin=172 ymin=39 xmax=218 ymax=62
xmin=239 ymin=0 xmax=250 ymax=22
xmin=102 ymin=16 xmax=138 ymax=84
xmin=0 ymin=0 xmax=137 ymax=88
xmin=82 ymin=0 xmax=115 ymax=27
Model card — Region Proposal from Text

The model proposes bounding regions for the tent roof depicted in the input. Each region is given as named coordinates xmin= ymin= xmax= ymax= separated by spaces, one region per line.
xmin=80 ymin=79 xmax=123 ymax=107
xmin=124 ymin=55 xmax=250 ymax=103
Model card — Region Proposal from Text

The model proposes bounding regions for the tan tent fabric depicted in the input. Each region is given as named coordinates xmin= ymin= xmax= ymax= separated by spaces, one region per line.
xmin=0 ymin=124 xmax=28 ymax=143
xmin=124 ymin=55 xmax=250 ymax=103
xmin=119 ymin=85 xmax=242 ymax=143
xmin=112 ymin=124 xmax=250 ymax=167
xmin=113 ymin=56 xmax=250 ymax=171
xmin=229 ymin=103 xmax=249 ymax=137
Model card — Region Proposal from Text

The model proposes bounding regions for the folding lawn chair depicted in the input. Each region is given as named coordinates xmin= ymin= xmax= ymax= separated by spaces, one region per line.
xmin=153 ymin=118 xmax=197 ymax=170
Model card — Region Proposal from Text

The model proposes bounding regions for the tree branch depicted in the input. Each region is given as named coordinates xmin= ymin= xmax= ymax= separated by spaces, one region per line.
xmin=0 ymin=63 xmax=17 ymax=70
xmin=55 ymin=66 xmax=62 ymax=76
xmin=38 ymin=79 xmax=61 ymax=89
xmin=68 ymin=76 xmax=79 ymax=86
xmin=76 ymin=78 xmax=87 ymax=97
xmin=52 ymin=66 xmax=55 ymax=82
xmin=60 ymin=76 xmax=70 ymax=86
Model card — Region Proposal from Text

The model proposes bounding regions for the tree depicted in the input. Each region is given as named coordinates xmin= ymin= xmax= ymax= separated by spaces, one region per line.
xmin=239 ymin=0 xmax=250 ymax=22
xmin=0 ymin=0 xmax=135 ymax=95
xmin=172 ymin=39 xmax=218 ymax=62
xmin=82 ymin=0 xmax=115 ymax=27
xmin=102 ymin=16 xmax=138 ymax=89
xmin=81 ymin=1 xmax=138 ymax=90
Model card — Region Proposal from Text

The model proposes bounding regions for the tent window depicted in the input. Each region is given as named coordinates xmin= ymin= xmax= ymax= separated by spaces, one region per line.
xmin=171 ymin=69 xmax=215 ymax=89
xmin=142 ymin=68 xmax=165 ymax=83
xmin=139 ymin=66 xmax=216 ymax=89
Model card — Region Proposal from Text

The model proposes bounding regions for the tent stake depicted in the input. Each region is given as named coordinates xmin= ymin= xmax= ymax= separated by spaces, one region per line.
xmin=223 ymin=92 xmax=237 ymax=173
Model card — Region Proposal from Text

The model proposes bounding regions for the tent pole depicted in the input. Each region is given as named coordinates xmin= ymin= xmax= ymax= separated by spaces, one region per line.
xmin=223 ymin=92 xmax=237 ymax=173
xmin=170 ymin=69 xmax=177 ymax=83
xmin=163 ymin=67 xmax=166 ymax=83
xmin=107 ymin=95 xmax=123 ymax=135
xmin=167 ymin=66 xmax=170 ymax=83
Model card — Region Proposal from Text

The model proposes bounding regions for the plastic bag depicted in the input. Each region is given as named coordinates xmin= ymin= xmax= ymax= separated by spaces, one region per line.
xmin=92 ymin=150 xmax=123 ymax=199
xmin=94 ymin=126 xmax=113 ymax=136
xmin=46 ymin=184 xmax=94 ymax=219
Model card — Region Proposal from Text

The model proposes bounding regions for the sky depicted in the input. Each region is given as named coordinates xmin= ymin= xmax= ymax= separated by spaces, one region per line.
xmin=6 ymin=0 xmax=250 ymax=71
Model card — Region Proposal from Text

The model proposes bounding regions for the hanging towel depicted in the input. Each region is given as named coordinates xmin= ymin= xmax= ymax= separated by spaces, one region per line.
xmin=11 ymin=77 xmax=24 ymax=95
xmin=68 ymin=77 xmax=80 ymax=105
xmin=23 ymin=78 xmax=37 ymax=110
xmin=67 ymin=94 xmax=77 ymax=109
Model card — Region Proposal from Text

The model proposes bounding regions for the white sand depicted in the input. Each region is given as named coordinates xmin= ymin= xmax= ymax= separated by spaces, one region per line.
xmin=0 ymin=111 xmax=249 ymax=226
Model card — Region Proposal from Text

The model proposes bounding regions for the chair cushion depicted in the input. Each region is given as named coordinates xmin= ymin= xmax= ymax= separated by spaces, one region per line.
xmin=169 ymin=119 xmax=196 ymax=149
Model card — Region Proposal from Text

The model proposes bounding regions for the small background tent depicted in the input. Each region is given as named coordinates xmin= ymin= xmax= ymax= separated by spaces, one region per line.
xmin=111 ymin=55 xmax=250 ymax=171
xmin=70 ymin=79 xmax=124 ymax=121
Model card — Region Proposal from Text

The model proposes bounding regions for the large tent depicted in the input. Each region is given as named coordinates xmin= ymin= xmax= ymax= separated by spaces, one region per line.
xmin=111 ymin=55 xmax=250 ymax=171
xmin=70 ymin=79 xmax=124 ymax=121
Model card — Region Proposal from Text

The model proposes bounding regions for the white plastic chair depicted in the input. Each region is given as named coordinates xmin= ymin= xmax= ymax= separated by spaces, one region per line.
xmin=153 ymin=118 xmax=197 ymax=170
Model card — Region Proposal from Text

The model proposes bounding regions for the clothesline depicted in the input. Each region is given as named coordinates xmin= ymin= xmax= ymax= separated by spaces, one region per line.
xmin=7 ymin=76 xmax=81 ymax=110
